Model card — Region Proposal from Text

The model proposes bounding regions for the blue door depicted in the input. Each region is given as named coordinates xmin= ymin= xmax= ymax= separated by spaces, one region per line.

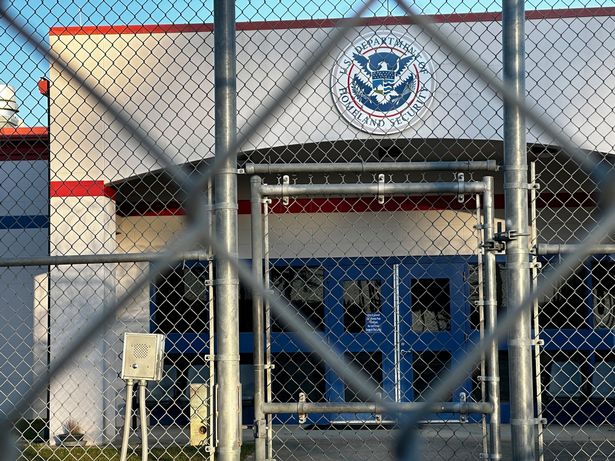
xmin=398 ymin=260 xmax=473 ymax=421
xmin=325 ymin=259 xmax=394 ymax=421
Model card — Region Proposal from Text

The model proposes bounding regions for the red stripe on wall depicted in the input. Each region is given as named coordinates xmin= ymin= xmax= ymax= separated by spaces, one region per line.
xmin=49 ymin=7 xmax=615 ymax=36
xmin=0 ymin=127 xmax=49 ymax=137
xmin=117 ymin=192 xmax=596 ymax=217
xmin=50 ymin=181 xmax=116 ymax=199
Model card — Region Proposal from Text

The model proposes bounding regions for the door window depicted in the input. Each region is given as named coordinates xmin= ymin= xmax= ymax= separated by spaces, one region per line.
xmin=343 ymin=279 xmax=382 ymax=333
xmin=411 ymin=278 xmax=451 ymax=332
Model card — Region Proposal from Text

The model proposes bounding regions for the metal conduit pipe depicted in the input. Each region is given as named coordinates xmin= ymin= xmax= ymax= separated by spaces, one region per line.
xmin=259 ymin=181 xmax=487 ymax=198
xmin=263 ymin=401 xmax=493 ymax=415
xmin=0 ymin=251 xmax=212 ymax=268
xmin=138 ymin=380 xmax=148 ymax=461
xmin=119 ymin=380 xmax=134 ymax=461
xmin=243 ymin=160 xmax=499 ymax=175
xmin=536 ymin=243 xmax=615 ymax=255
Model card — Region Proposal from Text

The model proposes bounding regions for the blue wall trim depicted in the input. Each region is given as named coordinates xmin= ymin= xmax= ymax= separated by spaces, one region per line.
xmin=0 ymin=215 xmax=49 ymax=230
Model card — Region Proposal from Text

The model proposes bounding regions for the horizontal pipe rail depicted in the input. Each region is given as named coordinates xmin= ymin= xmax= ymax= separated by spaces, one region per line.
xmin=243 ymin=160 xmax=499 ymax=175
xmin=536 ymin=243 xmax=615 ymax=255
xmin=263 ymin=401 xmax=493 ymax=415
xmin=260 ymin=181 xmax=487 ymax=198
xmin=0 ymin=251 xmax=211 ymax=268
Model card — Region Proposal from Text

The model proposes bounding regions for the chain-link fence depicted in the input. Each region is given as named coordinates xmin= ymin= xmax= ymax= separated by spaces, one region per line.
xmin=1 ymin=1 xmax=615 ymax=460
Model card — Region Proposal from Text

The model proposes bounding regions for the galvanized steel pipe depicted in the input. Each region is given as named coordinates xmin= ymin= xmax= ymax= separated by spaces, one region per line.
xmin=536 ymin=243 xmax=615 ymax=255
xmin=243 ymin=160 xmax=498 ymax=175
xmin=503 ymin=1 xmax=536 ymax=459
xmin=0 ymin=251 xmax=212 ymax=268
xmin=260 ymin=181 xmax=486 ymax=198
xmin=251 ymin=176 xmax=266 ymax=461
xmin=214 ymin=0 xmax=241 ymax=458
xmin=263 ymin=401 xmax=493 ymax=415
xmin=482 ymin=176 xmax=502 ymax=460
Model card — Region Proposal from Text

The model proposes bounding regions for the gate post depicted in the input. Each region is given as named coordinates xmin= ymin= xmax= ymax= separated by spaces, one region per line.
xmin=214 ymin=0 xmax=241 ymax=458
xmin=502 ymin=1 xmax=536 ymax=459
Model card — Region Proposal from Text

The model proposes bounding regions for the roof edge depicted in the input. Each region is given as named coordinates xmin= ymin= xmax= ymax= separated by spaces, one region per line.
xmin=50 ymin=7 xmax=615 ymax=37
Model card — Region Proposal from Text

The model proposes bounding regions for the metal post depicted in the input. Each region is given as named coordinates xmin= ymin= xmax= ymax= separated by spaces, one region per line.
xmin=214 ymin=0 xmax=241 ymax=458
xmin=251 ymin=177 xmax=266 ymax=461
xmin=263 ymin=200 xmax=273 ymax=460
xmin=502 ymin=1 xmax=536 ymax=459
xmin=529 ymin=163 xmax=545 ymax=461
xmin=482 ymin=177 xmax=502 ymax=460
xmin=475 ymin=193 xmax=489 ymax=460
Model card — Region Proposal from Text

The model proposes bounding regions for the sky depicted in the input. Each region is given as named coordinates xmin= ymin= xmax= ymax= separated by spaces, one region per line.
xmin=0 ymin=0 xmax=612 ymax=127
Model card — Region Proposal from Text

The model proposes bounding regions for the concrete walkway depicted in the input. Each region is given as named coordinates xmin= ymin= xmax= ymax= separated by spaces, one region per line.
xmin=141 ymin=423 xmax=615 ymax=460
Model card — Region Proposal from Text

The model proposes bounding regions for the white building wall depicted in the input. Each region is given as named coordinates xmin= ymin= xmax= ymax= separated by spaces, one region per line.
xmin=0 ymin=158 xmax=47 ymax=417
xmin=49 ymin=15 xmax=615 ymax=184
xmin=48 ymin=196 xmax=116 ymax=443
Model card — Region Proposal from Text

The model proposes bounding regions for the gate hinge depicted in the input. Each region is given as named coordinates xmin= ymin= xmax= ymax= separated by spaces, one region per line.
xmin=459 ymin=392 xmax=468 ymax=423
xmin=457 ymin=172 xmax=465 ymax=203
xmin=377 ymin=174 xmax=385 ymax=204
xmin=254 ymin=419 xmax=267 ymax=438
xmin=298 ymin=392 xmax=307 ymax=424
xmin=282 ymin=175 xmax=290 ymax=206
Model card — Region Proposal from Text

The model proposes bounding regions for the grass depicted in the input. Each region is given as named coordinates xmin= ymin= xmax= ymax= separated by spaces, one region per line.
xmin=19 ymin=443 xmax=255 ymax=461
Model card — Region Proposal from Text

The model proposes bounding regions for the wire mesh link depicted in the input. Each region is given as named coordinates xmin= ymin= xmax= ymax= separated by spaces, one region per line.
xmin=0 ymin=1 xmax=615 ymax=461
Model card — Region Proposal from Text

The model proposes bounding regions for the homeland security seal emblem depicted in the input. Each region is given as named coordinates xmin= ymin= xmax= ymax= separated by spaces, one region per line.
xmin=331 ymin=31 xmax=434 ymax=134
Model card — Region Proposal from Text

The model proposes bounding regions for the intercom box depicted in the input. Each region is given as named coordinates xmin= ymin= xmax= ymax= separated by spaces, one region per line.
xmin=121 ymin=333 xmax=165 ymax=381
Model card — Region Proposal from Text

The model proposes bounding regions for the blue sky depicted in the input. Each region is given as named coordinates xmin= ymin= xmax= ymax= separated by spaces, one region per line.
xmin=0 ymin=0 xmax=612 ymax=127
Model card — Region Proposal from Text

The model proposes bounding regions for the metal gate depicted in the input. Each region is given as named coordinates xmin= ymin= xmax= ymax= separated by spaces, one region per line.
xmin=249 ymin=172 xmax=501 ymax=460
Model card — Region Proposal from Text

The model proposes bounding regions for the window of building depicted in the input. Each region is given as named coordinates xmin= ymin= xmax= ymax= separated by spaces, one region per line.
xmin=270 ymin=266 xmax=325 ymax=332
xmin=344 ymin=351 xmax=383 ymax=402
xmin=411 ymin=278 xmax=451 ymax=332
xmin=539 ymin=266 xmax=588 ymax=330
xmin=153 ymin=265 xmax=209 ymax=334
xmin=271 ymin=352 xmax=326 ymax=403
xmin=412 ymin=351 xmax=452 ymax=401
xmin=592 ymin=260 xmax=615 ymax=329
xmin=344 ymin=280 xmax=382 ymax=333
xmin=239 ymin=279 xmax=254 ymax=333
xmin=544 ymin=353 xmax=585 ymax=398
xmin=591 ymin=353 xmax=615 ymax=399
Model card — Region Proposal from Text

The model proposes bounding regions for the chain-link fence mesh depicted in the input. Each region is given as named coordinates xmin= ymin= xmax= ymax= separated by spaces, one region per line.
xmin=1 ymin=0 xmax=615 ymax=460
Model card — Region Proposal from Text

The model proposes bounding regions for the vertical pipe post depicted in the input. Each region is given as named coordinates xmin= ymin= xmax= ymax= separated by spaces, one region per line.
xmin=529 ymin=162 xmax=545 ymax=461
xmin=482 ymin=177 xmax=502 ymax=460
xmin=475 ymin=193 xmax=489 ymax=460
xmin=208 ymin=179 xmax=216 ymax=460
xmin=251 ymin=177 xmax=266 ymax=461
xmin=263 ymin=200 xmax=273 ymax=459
xmin=214 ymin=0 xmax=241 ymax=458
xmin=502 ymin=1 xmax=536 ymax=460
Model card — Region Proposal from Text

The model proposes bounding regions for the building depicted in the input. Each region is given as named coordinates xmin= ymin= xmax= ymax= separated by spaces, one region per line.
xmin=2 ymin=6 xmax=614 ymax=447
